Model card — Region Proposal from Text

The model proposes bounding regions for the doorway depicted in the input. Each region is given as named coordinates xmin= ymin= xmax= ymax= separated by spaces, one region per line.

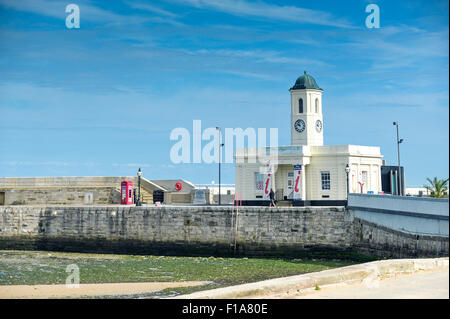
xmin=286 ymin=171 xmax=294 ymax=199
xmin=0 ymin=192 xmax=5 ymax=205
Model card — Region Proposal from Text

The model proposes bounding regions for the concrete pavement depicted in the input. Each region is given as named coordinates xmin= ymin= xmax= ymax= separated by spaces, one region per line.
xmin=175 ymin=257 xmax=449 ymax=299
xmin=273 ymin=268 xmax=449 ymax=299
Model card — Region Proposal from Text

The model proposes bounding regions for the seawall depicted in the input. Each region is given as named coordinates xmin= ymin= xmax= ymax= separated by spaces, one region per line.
xmin=0 ymin=206 xmax=447 ymax=258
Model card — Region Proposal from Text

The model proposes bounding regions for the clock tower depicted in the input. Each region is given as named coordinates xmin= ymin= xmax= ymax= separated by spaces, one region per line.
xmin=290 ymin=71 xmax=324 ymax=146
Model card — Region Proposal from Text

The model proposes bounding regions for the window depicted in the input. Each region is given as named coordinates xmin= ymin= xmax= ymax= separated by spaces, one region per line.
xmin=299 ymin=98 xmax=303 ymax=113
xmin=315 ymin=98 xmax=319 ymax=113
xmin=255 ymin=172 xmax=264 ymax=191
xmin=361 ymin=171 xmax=367 ymax=184
xmin=351 ymin=172 xmax=356 ymax=193
xmin=287 ymin=171 xmax=294 ymax=190
xmin=321 ymin=171 xmax=331 ymax=190
xmin=360 ymin=171 xmax=368 ymax=193
xmin=84 ymin=192 xmax=94 ymax=204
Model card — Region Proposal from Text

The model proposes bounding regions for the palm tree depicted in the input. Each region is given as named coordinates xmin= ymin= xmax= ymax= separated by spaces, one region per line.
xmin=424 ymin=177 xmax=449 ymax=198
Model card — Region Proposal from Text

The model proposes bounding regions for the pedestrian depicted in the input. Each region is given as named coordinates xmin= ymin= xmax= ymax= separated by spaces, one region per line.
xmin=269 ymin=188 xmax=276 ymax=207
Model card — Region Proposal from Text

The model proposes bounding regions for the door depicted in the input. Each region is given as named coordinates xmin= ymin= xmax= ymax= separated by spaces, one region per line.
xmin=286 ymin=171 xmax=294 ymax=199
xmin=84 ymin=192 xmax=94 ymax=204
xmin=0 ymin=192 xmax=5 ymax=205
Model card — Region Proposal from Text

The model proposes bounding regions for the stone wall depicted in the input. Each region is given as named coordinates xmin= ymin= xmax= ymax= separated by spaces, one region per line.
xmin=0 ymin=176 xmax=137 ymax=188
xmin=351 ymin=218 xmax=449 ymax=258
xmin=0 ymin=176 xmax=135 ymax=206
xmin=0 ymin=177 xmax=197 ymax=205
xmin=0 ymin=206 xmax=353 ymax=256
xmin=0 ymin=206 xmax=447 ymax=258
xmin=0 ymin=188 xmax=120 ymax=206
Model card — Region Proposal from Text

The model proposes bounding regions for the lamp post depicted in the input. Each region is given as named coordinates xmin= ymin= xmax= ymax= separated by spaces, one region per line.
xmin=345 ymin=164 xmax=350 ymax=200
xmin=393 ymin=122 xmax=404 ymax=196
xmin=215 ymin=127 xmax=224 ymax=205
xmin=136 ymin=167 xmax=142 ymax=206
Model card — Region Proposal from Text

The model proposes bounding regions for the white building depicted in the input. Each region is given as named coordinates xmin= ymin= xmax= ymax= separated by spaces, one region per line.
xmin=235 ymin=72 xmax=383 ymax=205
xmin=405 ymin=187 xmax=430 ymax=197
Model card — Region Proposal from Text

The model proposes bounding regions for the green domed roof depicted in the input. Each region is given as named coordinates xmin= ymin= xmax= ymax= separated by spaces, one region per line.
xmin=290 ymin=71 xmax=322 ymax=90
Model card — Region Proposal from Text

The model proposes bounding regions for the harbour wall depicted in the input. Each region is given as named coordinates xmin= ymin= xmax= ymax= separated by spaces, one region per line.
xmin=0 ymin=205 xmax=447 ymax=258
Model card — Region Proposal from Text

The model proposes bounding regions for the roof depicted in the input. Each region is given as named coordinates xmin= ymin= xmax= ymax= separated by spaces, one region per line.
xmin=290 ymin=71 xmax=322 ymax=91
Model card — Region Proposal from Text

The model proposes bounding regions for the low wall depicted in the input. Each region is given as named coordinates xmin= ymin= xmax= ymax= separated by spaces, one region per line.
xmin=348 ymin=194 xmax=449 ymax=236
xmin=0 ymin=206 xmax=447 ymax=258
xmin=0 ymin=177 xmax=194 ymax=205
xmin=0 ymin=206 xmax=353 ymax=257
xmin=0 ymin=176 xmax=134 ymax=206
xmin=0 ymin=188 xmax=120 ymax=206
xmin=352 ymin=218 xmax=448 ymax=258
xmin=0 ymin=176 xmax=136 ymax=188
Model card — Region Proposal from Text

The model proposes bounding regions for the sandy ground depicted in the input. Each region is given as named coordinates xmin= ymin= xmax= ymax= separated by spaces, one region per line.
xmin=0 ymin=281 xmax=208 ymax=299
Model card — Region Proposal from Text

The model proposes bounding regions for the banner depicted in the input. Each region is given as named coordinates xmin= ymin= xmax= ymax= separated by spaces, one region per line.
xmin=263 ymin=173 xmax=272 ymax=200
xmin=293 ymin=165 xmax=302 ymax=200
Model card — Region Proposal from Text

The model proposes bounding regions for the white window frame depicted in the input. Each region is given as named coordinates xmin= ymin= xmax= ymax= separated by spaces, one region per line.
xmin=255 ymin=172 xmax=264 ymax=193
xmin=320 ymin=171 xmax=331 ymax=191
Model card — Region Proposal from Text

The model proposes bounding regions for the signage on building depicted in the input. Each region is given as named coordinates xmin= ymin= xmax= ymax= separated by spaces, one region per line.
xmin=293 ymin=165 xmax=302 ymax=200
xmin=263 ymin=173 xmax=272 ymax=200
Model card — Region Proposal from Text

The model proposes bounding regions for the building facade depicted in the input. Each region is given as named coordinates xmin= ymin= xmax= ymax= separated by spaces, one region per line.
xmin=235 ymin=72 xmax=383 ymax=205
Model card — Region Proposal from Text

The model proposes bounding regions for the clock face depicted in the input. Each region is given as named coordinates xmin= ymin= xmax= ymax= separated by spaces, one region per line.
xmin=294 ymin=119 xmax=305 ymax=133
xmin=315 ymin=120 xmax=323 ymax=132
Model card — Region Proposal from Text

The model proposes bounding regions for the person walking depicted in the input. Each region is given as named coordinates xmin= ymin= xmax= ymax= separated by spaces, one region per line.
xmin=269 ymin=188 xmax=276 ymax=207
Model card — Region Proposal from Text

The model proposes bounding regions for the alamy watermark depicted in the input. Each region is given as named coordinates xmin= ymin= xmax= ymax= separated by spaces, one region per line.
xmin=65 ymin=4 xmax=80 ymax=29
xmin=64 ymin=3 xmax=380 ymax=30
xmin=169 ymin=120 xmax=279 ymax=167
xmin=66 ymin=264 xmax=80 ymax=288
xmin=362 ymin=265 xmax=381 ymax=289
xmin=365 ymin=4 xmax=380 ymax=29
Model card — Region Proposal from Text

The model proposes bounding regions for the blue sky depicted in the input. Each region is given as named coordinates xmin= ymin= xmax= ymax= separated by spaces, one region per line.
xmin=0 ymin=0 xmax=448 ymax=186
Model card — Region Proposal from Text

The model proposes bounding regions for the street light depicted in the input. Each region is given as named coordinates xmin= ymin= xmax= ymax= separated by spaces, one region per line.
xmin=136 ymin=167 xmax=142 ymax=206
xmin=215 ymin=127 xmax=224 ymax=205
xmin=345 ymin=164 xmax=350 ymax=200
xmin=393 ymin=122 xmax=404 ymax=196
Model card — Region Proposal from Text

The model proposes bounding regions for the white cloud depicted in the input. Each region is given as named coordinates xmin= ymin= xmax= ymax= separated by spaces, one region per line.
xmin=166 ymin=0 xmax=354 ymax=28
xmin=112 ymin=163 xmax=152 ymax=167
xmin=126 ymin=1 xmax=179 ymax=18
xmin=0 ymin=0 xmax=148 ymax=25
xmin=186 ymin=48 xmax=329 ymax=67
xmin=0 ymin=161 xmax=97 ymax=166
xmin=339 ymin=27 xmax=449 ymax=71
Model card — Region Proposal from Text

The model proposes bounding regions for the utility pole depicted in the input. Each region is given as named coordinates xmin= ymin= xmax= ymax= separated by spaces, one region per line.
xmin=393 ymin=122 xmax=404 ymax=196
xmin=216 ymin=127 xmax=224 ymax=205
xmin=136 ymin=167 xmax=142 ymax=206
xmin=345 ymin=164 xmax=350 ymax=200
